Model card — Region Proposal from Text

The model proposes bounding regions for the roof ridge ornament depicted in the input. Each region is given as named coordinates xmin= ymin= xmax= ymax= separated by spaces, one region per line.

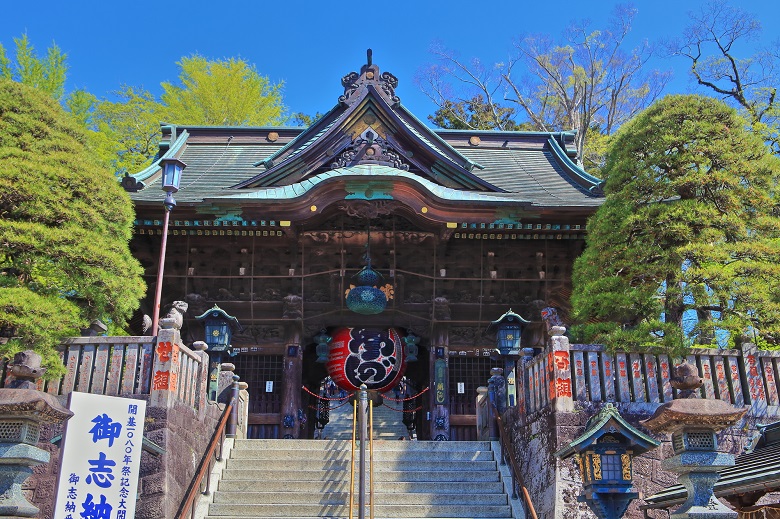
xmin=331 ymin=128 xmax=410 ymax=171
xmin=339 ymin=48 xmax=400 ymax=106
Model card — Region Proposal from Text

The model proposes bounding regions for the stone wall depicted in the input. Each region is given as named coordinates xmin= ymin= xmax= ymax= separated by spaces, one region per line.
xmin=137 ymin=400 xmax=224 ymax=518
xmin=27 ymin=395 xmax=224 ymax=519
xmin=513 ymin=400 xmax=762 ymax=519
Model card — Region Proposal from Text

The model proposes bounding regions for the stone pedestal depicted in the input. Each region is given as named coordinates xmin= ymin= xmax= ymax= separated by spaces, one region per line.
xmin=662 ymin=452 xmax=737 ymax=518
xmin=0 ymin=351 xmax=74 ymax=518
xmin=0 ymin=389 xmax=73 ymax=518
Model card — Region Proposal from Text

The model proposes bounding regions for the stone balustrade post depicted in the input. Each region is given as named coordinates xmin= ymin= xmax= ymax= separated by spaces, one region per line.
xmin=475 ymin=387 xmax=489 ymax=441
xmin=191 ymin=341 xmax=209 ymax=419
xmin=237 ymin=381 xmax=249 ymax=439
xmin=150 ymin=326 xmax=182 ymax=409
xmin=549 ymin=326 xmax=574 ymax=412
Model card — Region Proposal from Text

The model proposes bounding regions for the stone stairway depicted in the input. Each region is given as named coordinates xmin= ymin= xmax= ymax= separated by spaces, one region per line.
xmin=204 ymin=438 xmax=520 ymax=519
xmin=320 ymin=394 xmax=410 ymax=440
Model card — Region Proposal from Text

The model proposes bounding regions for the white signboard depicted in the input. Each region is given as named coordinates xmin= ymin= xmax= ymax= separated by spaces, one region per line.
xmin=54 ymin=392 xmax=146 ymax=519
xmin=457 ymin=382 xmax=465 ymax=394
xmin=265 ymin=381 xmax=274 ymax=393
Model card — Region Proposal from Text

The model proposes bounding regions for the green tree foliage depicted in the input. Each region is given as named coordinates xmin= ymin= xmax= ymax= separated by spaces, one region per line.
xmin=160 ymin=55 xmax=286 ymax=126
xmin=418 ymin=6 xmax=669 ymax=167
xmin=291 ymin=111 xmax=325 ymax=127
xmin=670 ymin=0 xmax=779 ymax=154
xmin=0 ymin=80 xmax=146 ymax=375
xmin=78 ymin=55 xmax=289 ymax=175
xmin=571 ymin=95 xmax=780 ymax=354
xmin=70 ymin=86 xmax=162 ymax=174
xmin=428 ymin=95 xmax=527 ymax=131
xmin=0 ymin=34 xmax=67 ymax=100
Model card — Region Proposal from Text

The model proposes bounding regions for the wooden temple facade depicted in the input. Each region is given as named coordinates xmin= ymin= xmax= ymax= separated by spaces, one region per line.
xmin=126 ymin=53 xmax=604 ymax=441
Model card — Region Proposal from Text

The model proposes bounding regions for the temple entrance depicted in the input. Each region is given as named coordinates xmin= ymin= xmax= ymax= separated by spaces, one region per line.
xmin=300 ymin=331 xmax=431 ymax=440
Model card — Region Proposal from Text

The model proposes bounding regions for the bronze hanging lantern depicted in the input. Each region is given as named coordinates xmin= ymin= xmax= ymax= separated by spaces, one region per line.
xmin=346 ymin=227 xmax=387 ymax=315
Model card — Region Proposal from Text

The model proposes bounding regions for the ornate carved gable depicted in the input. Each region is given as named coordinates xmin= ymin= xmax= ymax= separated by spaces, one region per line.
xmin=231 ymin=50 xmax=502 ymax=193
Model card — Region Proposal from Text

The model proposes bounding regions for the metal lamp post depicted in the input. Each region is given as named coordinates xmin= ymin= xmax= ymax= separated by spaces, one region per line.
xmin=195 ymin=305 xmax=241 ymax=401
xmin=486 ymin=309 xmax=529 ymax=408
xmin=150 ymin=157 xmax=186 ymax=337
xmin=556 ymin=403 xmax=660 ymax=519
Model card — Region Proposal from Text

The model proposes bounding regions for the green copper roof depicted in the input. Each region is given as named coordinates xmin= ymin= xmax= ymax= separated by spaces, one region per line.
xmin=129 ymin=136 xmax=603 ymax=209
xmin=556 ymin=403 xmax=660 ymax=460
xmin=201 ymin=164 xmax=572 ymax=207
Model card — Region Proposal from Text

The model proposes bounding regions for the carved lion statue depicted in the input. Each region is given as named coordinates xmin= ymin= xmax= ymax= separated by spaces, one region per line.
xmin=159 ymin=301 xmax=188 ymax=330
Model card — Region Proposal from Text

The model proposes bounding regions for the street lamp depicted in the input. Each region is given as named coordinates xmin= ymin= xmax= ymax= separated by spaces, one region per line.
xmin=486 ymin=309 xmax=529 ymax=408
xmin=195 ymin=305 xmax=241 ymax=401
xmin=150 ymin=157 xmax=186 ymax=337
xmin=556 ymin=403 xmax=660 ymax=519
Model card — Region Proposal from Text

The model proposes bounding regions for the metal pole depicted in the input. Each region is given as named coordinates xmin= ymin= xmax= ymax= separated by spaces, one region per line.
xmin=151 ymin=204 xmax=172 ymax=337
xmin=227 ymin=375 xmax=240 ymax=438
xmin=358 ymin=384 xmax=367 ymax=519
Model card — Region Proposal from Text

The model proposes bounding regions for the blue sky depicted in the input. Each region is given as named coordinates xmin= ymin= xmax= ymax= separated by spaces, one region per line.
xmin=2 ymin=0 xmax=776 ymax=123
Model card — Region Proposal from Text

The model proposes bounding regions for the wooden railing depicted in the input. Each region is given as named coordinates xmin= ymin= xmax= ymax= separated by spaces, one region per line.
xmin=521 ymin=326 xmax=780 ymax=419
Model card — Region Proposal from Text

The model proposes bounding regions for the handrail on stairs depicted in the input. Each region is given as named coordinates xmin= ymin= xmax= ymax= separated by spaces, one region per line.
xmin=175 ymin=403 xmax=233 ymax=519
xmin=492 ymin=403 xmax=539 ymax=519
xmin=349 ymin=385 xmax=374 ymax=519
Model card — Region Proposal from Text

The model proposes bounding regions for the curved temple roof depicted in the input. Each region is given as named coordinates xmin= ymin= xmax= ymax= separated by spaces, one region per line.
xmin=129 ymin=52 xmax=604 ymax=214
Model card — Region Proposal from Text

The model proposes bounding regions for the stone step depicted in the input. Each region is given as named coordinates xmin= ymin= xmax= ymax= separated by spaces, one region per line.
xmin=224 ymin=458 xmax=497 ymax=472
xmin=207 ymin=503 xmax=512 ymax=518
xmin=205 ymin=517 xmax=513 ymax=519
xmin=232 ymin=439 xmax=493 ymax=451
xmin=220 ymin=468 xmax=501 ymax=483
xmin=216 ymin=479 xmax=506 ymax=494
xmin=212 ymin=492 xmax=508 ymax=506
xmin=228 ymin=448 xmax=495 ymax=461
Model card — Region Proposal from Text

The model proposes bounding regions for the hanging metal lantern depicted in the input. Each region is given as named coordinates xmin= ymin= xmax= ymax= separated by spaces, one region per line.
xmin=314 ymin=329 xmax=332 ymax=363
xmin=353 ymin=263 xmax=383 ymax=287
xmin=403 ymin=332 xmax=420 ymax=362
xmin=346 ymin=285 xmax=387 ymax=315
xmin=346 ymin=258 xmax=387 ymax=315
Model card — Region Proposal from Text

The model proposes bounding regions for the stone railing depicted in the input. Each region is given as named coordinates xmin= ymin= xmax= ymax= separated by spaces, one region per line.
xmin=1 ymin=330 xmax=210 ymax=412
xmin=521 ymin=327 xmax=780 ymax=419
xmin=1 ymin=337 xmax=155 ymax=396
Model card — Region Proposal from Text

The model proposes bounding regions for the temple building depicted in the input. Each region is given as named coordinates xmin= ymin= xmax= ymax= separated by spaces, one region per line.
xmin=125 ymin=52 xmax=604 ymax=441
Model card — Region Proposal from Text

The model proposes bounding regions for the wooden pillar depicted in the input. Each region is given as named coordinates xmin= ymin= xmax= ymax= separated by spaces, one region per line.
xmin=280 ymin=320 xmax=304 ymax=438
xmin=430 ymin=322 xmax=450 ymax=440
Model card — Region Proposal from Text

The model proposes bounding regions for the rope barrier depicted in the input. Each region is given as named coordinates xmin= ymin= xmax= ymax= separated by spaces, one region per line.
xmin=302 ymin=385 xmax=355 ymax=401
xmin=302 ymin=384 xmax=429 ymax=403
xmin=382 ymin=386 xmax=429 ymax=403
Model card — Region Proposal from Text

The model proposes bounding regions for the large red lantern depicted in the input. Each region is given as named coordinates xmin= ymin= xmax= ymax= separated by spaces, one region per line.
xmin=326 ymin=327 xmax=407 ymax=392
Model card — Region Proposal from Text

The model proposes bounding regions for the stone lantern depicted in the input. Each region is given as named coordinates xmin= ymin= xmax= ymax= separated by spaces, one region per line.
xmin=0 ymin=351 xmax=73 ymax=517
xmin=556 ymin=403 xmax=660 ymax=519
xmin=641 ymin=361 xmax=747 ymax=518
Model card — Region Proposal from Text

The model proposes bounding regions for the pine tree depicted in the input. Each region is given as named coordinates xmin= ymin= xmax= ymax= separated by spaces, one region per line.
xmin=572 ymin=94 xmax=780 ymax=353
xmin=0 ymin=80 xmax=146 ymax=375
